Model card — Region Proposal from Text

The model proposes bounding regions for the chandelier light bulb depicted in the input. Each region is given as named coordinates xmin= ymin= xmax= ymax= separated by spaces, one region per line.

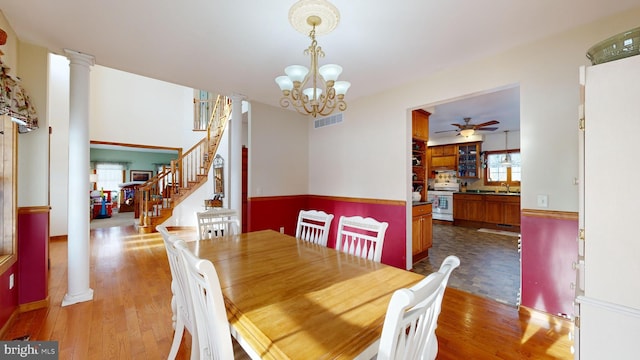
xmin=275 ymin=76 xmax=294 ymax=91
xmin=318 ymin=64 xmax=342 ymax=82
xmin=284 ymin=65 xmax=309 ymax=83
xmin=333 ymin=81 xmax=350 ymax=96
xmin=303 ymin=87 xmax=323 ymax=100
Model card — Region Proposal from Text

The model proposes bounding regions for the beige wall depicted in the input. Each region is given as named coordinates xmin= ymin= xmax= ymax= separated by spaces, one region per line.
xmin=248 ymin=102 xmax=308 ymax=197
xmin=16 ymin=43 xmax=48 ymax=207
xmin=89 ymin=65 xmax=197 ymax=147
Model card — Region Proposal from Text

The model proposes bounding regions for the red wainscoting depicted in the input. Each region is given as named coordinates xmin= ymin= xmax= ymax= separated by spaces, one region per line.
xmin=0 ymin=261 xmax=18 ymax=333
xmin=17 ymin=207 xmax=50 ymax=307
xmin=520 ymin=210 xmax=578 ymax=317
xmin=247 ymin=195 xmax=407 ymax=269
xmin=247 ymin=195 xmax=308 ymax=237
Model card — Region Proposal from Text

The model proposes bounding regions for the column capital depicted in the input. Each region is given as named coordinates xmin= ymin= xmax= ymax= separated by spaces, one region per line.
xmin=63 ymin=49 xmax=95 ymax=67
xmin=230 ymin=93 xmax=247 ymax=102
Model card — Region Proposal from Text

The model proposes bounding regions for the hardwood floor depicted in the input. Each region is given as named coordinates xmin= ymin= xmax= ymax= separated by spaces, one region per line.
xmin=2 ymin=224 xmax=574 ymax=359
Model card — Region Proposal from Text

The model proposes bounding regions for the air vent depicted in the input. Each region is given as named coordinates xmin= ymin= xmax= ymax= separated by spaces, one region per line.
xmin=314 ymin=113 xmax=343 ymax=129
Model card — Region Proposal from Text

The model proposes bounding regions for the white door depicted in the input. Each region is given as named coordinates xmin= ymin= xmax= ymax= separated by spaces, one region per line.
xmin=577 ymin=54 xmax=640 ymax=359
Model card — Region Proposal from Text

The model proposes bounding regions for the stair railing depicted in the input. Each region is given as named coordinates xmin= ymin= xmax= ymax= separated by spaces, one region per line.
xmin=137 ymin=95 xmax=232 ymax=228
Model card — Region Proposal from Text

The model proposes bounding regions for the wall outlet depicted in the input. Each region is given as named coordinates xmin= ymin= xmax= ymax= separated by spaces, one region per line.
xmin=9 ymin=273 xmax=14 ymax=289
xmin=537 ymin=194 xmax=548 ymax=208
xmin=280 ymin=226 xmax=284 ymax=234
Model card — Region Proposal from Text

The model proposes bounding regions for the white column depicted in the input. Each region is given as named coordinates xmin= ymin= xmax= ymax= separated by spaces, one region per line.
xmin=62 ymin=49 xmax=95 ymax=307
xmin=229 ymin=94 xmax=244 ymax=229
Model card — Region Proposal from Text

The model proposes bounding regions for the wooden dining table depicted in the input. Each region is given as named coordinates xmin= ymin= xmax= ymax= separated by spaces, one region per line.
xmin=181 ymin=229 xmax=425 ymax=360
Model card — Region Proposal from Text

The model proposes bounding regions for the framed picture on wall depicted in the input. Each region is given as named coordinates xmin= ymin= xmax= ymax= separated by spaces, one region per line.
xmin=130 ymin=170 xmax=153 ymax=182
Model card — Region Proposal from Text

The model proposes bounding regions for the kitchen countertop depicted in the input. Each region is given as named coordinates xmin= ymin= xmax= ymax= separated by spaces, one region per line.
xmin=455 ymin=190 xmax=520 ymax=196
xmin=412 ymin=201 xmax=432 ymax=206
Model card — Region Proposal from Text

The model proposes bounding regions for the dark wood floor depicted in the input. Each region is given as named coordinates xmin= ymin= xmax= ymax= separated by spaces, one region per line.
xmin=2 ymin=224 xmax=574 ymax=359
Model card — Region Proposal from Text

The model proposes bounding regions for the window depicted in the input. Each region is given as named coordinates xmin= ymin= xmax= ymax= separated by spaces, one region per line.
xmin=95 ymin=163 xmax=125 ymax=191
xmin=194 ymin=90 xmax=215 ymax=130
xmin=484 ymin=150 xmax=521 ymax=185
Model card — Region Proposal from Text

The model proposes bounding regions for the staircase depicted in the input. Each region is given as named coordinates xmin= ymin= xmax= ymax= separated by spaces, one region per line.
xmin=135 ymin=95 xmax=232 ymax=233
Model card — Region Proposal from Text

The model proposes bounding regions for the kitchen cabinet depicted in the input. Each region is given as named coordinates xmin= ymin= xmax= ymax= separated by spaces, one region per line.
xmin=453 ymin=194 xmax=485 ymax=222
xmin=453 ymin=193 xmax=520 ymax=230
xmin=412 ymin=109 xmax=430 ymax=141
xmin=457 ymin=142 xmax=481 ymax=178
xmin=412 ymin=203 xmax=432 ymax=262
xmin=428 ymin=144 xmax=456 ymax=177
xmin=484 ymin=194 xmax=521 ymax=226
xmin=429 ymin=143 xmax=481 ymax=178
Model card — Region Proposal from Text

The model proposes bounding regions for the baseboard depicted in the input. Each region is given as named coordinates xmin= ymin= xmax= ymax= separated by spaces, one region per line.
xmin=49 ymin=235 xmax=67 ymax=242
xmin=19 ymin=297 xmax=50 ymax=313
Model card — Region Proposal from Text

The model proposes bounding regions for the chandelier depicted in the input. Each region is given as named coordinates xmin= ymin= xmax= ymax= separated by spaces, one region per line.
xmin=275 ymin=0 xmax=350 ymax=118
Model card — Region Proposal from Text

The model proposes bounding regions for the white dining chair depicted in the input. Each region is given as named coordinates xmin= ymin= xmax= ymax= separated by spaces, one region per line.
xmin=335 ymin=215 xmax=389 ymax=262
xmin=196 ymin=210 xmax=240 ymax=240
xmin=377 ymin=255 xmax=460 ymax=360
xmin=174 ymin=240 xmax=240 ymax=360
xmin=156 ymin=225 xmax=199 ymax=360
xmin=295 ymin=210 xmax=334 ymax=246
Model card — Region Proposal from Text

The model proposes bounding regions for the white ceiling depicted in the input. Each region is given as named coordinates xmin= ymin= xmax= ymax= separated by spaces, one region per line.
xmin=0 ymin=0 xmax=637 ymax=139
xmin=427 ymin=86 xmax=520 ymax=138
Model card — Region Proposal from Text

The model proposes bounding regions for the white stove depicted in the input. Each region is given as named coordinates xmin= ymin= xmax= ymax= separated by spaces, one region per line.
xmin=428 ymin=181 xmax=459 ymax=221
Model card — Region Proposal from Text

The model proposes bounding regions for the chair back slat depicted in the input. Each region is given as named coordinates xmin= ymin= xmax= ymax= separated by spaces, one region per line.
xmin=197 ymin=209 xmax=240 ymax=239
xmin=335 ymin=215 xmax=388 ymax=262
xmin=295 ymin=210 xmax=334 ymax=246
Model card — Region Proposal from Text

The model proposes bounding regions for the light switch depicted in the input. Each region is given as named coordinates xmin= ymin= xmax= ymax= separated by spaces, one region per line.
xmin=537 ymin=194 xmax=548 ymax=208
xmin=9 ymin=273 xmax=14 ymax=289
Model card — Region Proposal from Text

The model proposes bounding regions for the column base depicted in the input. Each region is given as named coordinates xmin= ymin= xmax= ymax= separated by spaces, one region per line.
xmin=61 ymin=288 xmax=94 ymax=307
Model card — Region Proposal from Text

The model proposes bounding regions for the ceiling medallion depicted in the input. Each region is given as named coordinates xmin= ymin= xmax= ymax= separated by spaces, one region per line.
xmin=288 ymin=0 xmax=340 ymax=36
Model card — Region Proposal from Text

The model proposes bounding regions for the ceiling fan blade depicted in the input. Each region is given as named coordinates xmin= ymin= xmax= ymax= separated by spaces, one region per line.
xmin=476 ymin=127 xmax=498 ymax=131
xmin=472 ymin=120 xmax=499 ymax=129
xmin=450 ymin=123 xmax=464 ymax=129
xmin=434 ymin=129 xmax=458 ymax=133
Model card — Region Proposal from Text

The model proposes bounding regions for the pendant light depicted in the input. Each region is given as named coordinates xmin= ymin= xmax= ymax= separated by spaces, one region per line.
xmin=501 ymin=130 xmax=512 ymax=167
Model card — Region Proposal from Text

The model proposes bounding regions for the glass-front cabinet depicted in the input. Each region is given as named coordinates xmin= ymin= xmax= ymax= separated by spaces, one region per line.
xmin=457 ymin=142 xmax=480 ymax=178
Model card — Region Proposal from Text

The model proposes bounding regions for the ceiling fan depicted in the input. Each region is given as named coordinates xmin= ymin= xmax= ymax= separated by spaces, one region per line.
xmin=435 ymin=117 xmax=500 ymax=137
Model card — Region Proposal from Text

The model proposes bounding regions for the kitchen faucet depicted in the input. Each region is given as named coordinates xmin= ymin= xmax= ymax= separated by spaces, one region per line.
xmin=501 ymin=182 xmax=510 ymax=193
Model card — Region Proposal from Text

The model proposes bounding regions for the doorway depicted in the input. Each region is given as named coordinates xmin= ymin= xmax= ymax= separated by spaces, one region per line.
xmin=416 ymin=85 xmax=521 ymax=306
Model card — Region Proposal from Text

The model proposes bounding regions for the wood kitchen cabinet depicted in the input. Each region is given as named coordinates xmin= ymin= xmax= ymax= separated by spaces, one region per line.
xmin=428 ymin=144 xmax=456 ymax=177
xmin=412 ymin=109 xmax=430 ymax=141
xmin=457 ymin=142 xmax=481 ymax=178
xmin=485 ymin=194 xmax=521 ymax=226
xmin=412 ymin=203 xmax=432 ymax=262
xmin=453 ymin=193 xmax=521 ymax=231
xmin=453 ymin=193 xmax=485 ymax=222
